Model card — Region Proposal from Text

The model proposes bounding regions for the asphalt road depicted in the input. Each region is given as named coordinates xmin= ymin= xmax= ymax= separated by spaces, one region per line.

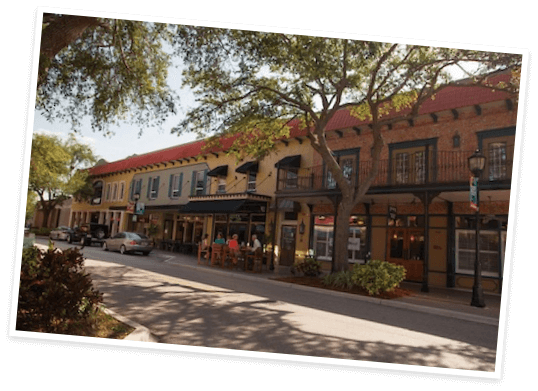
xmin=38 ymin=238 xmax=499 ymax=372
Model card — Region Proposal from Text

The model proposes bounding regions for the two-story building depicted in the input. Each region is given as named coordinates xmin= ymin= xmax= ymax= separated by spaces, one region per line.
xmin=71 ymin=71 xmax=517 ymax=294
xmin=274 ymin=72 xmax=517 ymax=293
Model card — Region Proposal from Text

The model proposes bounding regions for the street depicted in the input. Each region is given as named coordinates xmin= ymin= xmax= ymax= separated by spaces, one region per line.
xmin=38 ymin=238 xmax=499 ymax=372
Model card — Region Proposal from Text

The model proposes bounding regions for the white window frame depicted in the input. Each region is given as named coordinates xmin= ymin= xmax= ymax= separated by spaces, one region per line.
xmin=105 ymin=183 xmax=112 ymax=202
xmin=171 ymin=174 xmax=181 ymax=198
xmin=455 ymin=230 xmax=500 ymax=277
xmin=112 ymin=182 xmax=118 ymax=201
xmin=247 ymin=171 xmax=256 ymax=192
xmin=149 ymin=177 xmax=159 ymax=200
xmin=195 ymin=171 xmax=205 ymax=195
xmin=217 ymin=176 xmax=226 ymax=194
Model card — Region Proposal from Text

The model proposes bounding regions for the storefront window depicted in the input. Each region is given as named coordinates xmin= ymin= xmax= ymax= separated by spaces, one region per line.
xmin=454 ymin=214 xmax=507 ymax=279
xmin=314 ymin=215 xmax=368 ymax=263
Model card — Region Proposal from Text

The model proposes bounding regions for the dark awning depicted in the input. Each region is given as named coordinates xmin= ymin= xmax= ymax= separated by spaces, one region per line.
xmin=275 ymin=155 xmax=301 ymax=168
xmin=235 ymin=161 xmax=258 ymax=174
xmin=180 ymin=198 xmax=269 ymax=214
xmin=207 ymin=165 xmax=228 ymax=177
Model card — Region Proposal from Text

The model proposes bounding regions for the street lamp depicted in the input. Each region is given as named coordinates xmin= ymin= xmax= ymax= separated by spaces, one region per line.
xmin=468 ymin=149 xmax=486 ymax=308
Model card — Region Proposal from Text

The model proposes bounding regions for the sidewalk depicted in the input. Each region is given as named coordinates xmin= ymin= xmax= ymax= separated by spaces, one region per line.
xmin=154 ymin=248 xmax=502 ymax=326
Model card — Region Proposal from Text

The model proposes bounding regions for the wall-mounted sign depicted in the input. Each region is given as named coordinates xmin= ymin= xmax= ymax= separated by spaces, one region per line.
xmin=389 ymin=206 xmax=397 ymax=221
xmin=135 ymin=202 xmax=145 ymax=215
xmin=126 ymin=202 xmax=135 ymax=213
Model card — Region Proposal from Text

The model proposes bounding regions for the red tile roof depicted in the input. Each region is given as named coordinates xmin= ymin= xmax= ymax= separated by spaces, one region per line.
xmin=91 ymin=73 xmax=513 ymax=176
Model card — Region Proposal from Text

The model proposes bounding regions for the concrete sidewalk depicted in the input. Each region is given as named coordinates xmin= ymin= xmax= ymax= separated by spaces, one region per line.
xmin=154 ymin=248 xmax=503 ymax=326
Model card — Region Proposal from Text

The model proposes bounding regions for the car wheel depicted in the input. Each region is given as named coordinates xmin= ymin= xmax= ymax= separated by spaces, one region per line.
xmin=142 ymin=251 xmax=150 ymax=256
xmin=120 ymin=245 xmax=127 ymax=255
xmin=102 ymin=242 xmax=108 ymax=251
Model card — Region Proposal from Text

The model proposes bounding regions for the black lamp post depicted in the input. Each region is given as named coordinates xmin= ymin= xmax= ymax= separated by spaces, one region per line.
xmin=468 ymin=149 xmax=486 ymax=308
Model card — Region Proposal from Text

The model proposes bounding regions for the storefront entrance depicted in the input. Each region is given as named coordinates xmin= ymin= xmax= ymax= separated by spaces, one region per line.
xmin=386 ymin=227 xmax=424 ymax=281
xmin=280 ymin=225 xmax=297 ymax=266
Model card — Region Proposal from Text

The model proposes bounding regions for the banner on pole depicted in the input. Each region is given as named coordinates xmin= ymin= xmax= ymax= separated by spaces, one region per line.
xmin=470 ymin=177 xmax=478 ymax=211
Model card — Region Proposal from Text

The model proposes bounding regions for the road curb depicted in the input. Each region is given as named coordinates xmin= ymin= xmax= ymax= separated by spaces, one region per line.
xmin=168 ymin=259 xmax=499 ymax=326
xmin=33 ymin=244 xmax=160 ymax=342
xmin=102 ymin=307 xmax=159 ymax=343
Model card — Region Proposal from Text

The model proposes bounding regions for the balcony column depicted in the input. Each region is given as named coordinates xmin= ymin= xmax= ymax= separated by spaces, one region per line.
xmin=413 ymin=191 xmax=440 ymax=293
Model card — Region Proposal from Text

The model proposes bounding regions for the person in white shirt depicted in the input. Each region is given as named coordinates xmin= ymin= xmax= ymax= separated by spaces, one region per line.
xmin=248 ymin=234 xmax=261 ymax=253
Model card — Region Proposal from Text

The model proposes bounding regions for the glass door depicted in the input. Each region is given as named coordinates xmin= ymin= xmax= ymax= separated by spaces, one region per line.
xmin=280 ymin=225 xmax=297 ymax=266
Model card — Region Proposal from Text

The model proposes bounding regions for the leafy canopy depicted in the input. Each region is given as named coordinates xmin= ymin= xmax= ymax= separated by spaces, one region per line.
xmin=172 ymin=28 xmax=521 ymax=165
xmin=37 ymin=14 xmax=178 ymax=135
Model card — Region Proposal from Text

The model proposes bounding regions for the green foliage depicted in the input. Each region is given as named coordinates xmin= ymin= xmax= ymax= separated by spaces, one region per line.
xmin=323 ymin=270 xmax=355 ymax=290
xmin=293 ymin=256 xmax=323 ymax=277
xmin=30 ymin=227 xmax=52 ymax=236
xmin=16 ymin=246 xmax=103 ymax=334
xmin=351 ymin=260 xmax=406 ymax=296
xmin=322 ymin=261 xmax=404 ymax=295
xmin=37 ymin=14 xmax=177 ymax=134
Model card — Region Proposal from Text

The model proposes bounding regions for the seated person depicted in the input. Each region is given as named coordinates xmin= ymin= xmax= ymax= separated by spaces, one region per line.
xmin=214 ymin=232 xmax=226 ymax=244
xmin=228 ymin=234 xmax=239 ymax=252
xmin=201 ymin=233 xmax=211 ymax=260
xmin=247 ymin=234 xmax=262 ymax=254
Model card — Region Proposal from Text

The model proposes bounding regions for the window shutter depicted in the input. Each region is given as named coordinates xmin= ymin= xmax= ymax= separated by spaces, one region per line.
xmin=168 ymin=174 xmax=173 ymax=198
xmin=129 ymin=181 xmax=134 ymax=201
xmin=191 ymin=171 xmax=196 ymax=195
xmin=178 ymin=173 xmax=183 ymax=196
xmin=203 ymin=169 xmax=208 ymax=195
xmin=147 ymin=177 xmax=152 ymax=198
xmin=154 ymin=176 xmax=160 ymax=198
xmin=136 ymin=179 xmax=142 ymax=196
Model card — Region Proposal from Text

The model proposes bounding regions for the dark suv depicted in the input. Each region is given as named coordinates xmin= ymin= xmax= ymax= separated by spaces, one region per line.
xmin=67 ymin=223 xmax=109 ymax=246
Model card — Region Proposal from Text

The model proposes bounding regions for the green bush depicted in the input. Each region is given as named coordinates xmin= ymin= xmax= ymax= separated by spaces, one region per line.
xmin=16 ymin=246 xmax=103 ymax=334
xmin=323 ymin=270 xmax=355 ymax=289
xmin=351 ymin=260 xmax=406 ymax=296
xmin=293 ymin=256 xmax=322 ymax=277
xmin=31 ymin=227 xmax=52 ymax=236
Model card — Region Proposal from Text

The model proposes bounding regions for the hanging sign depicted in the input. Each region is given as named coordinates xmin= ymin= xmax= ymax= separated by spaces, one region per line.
xmin=126 ymin=202 xmax=135 ymax=213
xmin=470 ymin=177 xmax=479 ymax=211
xmin=135 ymin=202 xmax=145 ymax=215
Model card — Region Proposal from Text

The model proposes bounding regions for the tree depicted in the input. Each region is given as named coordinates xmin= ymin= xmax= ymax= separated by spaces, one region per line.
xmin=173 ymin=28 xmax=521 ymax=272
xmin=37 ymin=14 xmax=177 ymax=134
xmin=28 ymin=133 xmax=96 ymax=228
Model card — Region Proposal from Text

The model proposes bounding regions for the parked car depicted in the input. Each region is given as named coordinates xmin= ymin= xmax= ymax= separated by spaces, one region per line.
xmin=67 ymin=223 xmax=109 ymax=246
xmin=49 ymin=226 xmax=73 ymax=241
xmin=102 ymin=232 xmax=153 ymax=255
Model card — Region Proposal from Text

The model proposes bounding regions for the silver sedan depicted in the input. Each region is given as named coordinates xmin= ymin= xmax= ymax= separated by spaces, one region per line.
xmin=102 ymin=232 xmax=153 ymax=255
xmin=49 ymin=226 xmax=72 ymax=241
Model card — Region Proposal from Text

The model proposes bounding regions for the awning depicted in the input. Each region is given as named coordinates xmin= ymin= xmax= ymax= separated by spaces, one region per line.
xmin=207 ymin=165 xmax=228 ymax=177
xmin=180 ymin=199 xmax=247 ymax=214
xmin=275 ymin=155 xmax=301 ymax=168
xmin=180 ymin=198 xmax=269 ymax=214
xmin=235 ymin=161 xmax=258 ymax=174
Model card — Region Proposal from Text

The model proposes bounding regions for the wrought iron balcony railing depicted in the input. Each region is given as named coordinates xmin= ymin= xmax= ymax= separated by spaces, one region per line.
xmin=276 ymin=148 xmax=514 ymax=193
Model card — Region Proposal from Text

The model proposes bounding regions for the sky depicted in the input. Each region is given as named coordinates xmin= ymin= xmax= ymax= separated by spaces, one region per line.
xmin=32 ymin=34 xmax=480 ymax=165
xmin=33 ymin=57 xmax=200 ymax=163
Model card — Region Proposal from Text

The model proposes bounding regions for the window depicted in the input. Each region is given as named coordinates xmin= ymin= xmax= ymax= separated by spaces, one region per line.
xmin=112 ymin=182 xmax=118 ymax=201
xmin=195 ymin=171 xmax=205 ymax=195
xmin=170 ymin=173 xmax=183 ymax=198
xmin=488 ymin=142 xmax=508 ymax=181
xmin=455 ymin=230 xmax=500 ymax=277
xmin=395 ymin=151 xmax=425 ymax=184
xmin=247 ymin=171 xmax=256 ymax=192
xmin=130 ymin=179 xmax=142 ymax=201
xmin=118 ymin=182 xmax=125 ymax=201
xmin=91 ymin=181 xmax=103 ymax=205
xmin=217 ymin=177 xmax=226 ymax=194
xmin=314 ymin=215 xmax=368 ymax=263
xmin=105 ymin=183 xmax=112 ymax=202
xmin=284 ymin=168 xmax=298 ymax=189
xmin=315 ymin=226 xmax=333 ymax=261
xmin=147 ymin=176 xmax=160 ymax=199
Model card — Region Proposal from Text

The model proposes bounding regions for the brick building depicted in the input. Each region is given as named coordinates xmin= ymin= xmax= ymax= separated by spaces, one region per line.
xmin=275 ymin=72 xmax=517 ymax=293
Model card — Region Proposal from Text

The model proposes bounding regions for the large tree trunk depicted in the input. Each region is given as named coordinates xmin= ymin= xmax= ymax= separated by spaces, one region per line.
xmin=38 ymin=14 xmax=100 ymax=87
xmin=332 ymin=199 xmax=354 ymax=272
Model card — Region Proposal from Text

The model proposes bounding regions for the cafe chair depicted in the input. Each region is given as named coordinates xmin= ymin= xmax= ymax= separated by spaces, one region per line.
xmin=247 ymin=247 xmax=263 ymax=273
xmin=211 ymin=244 xmax=224 ymax=266
xmin=198 ymin=243 xmax=209 ymax=265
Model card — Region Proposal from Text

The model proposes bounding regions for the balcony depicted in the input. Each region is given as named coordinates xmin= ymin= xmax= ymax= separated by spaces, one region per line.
xmin=276 ymin=148 xmax=514 ymax=194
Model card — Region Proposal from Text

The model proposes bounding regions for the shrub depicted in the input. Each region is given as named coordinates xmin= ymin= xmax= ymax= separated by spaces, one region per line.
xmin=31 ymin=227 xmax=52 ymax=236
xmin=16 ymin=246 xmax=103 ymax=334
xmin=293 ymin=256 xmax=322 ymax=277
xmin=351 ymin=260 xmax=406 ymax=296
xmin=323 ymin=270 xmax=355 ymax=289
